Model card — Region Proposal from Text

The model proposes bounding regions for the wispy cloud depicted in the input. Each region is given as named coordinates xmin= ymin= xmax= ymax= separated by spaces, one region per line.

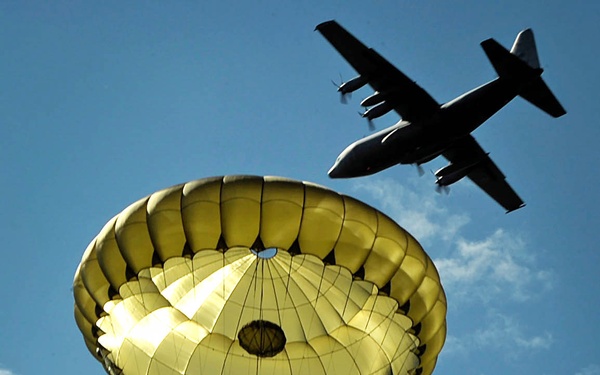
xmin=353 ymin=177 xmax=554 ymax=357
xmin=435 ymin=229 xmax=554 ymax=303
xmin=0 ymin=368 xmax=15 ymax=375
xmin=474 ymin=311 xmax=553 ymax=351
xmin=353 ymin=177 xmax=469 ymax=243
xmin=443 ymin=311 xmax=553 ymax=358
xmin=577 ymin=365 xmax=600 ymax=375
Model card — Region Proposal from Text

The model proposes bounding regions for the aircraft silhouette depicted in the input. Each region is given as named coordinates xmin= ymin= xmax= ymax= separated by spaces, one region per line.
xmin=317 ymin=20 xmax=566 ymax=213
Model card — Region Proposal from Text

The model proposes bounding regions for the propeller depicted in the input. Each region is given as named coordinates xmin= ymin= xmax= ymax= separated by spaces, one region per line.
xmin=331 ymin=74 xmax=351 ymax=104
xmin=435 ymin=184 xmax=450 ymax=195
xmin=416 ymin=164 xmax=425 ymax=177
xmin=358 ymin=111 xmax=376 ymax=131
xmin=367 ymin=118 xmax=375 ymax=131
xmin=430 ymin=169 xmax=449 ymax=194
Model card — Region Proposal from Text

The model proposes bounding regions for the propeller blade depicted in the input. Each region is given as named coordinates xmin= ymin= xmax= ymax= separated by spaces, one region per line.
xmin=368 ymin=119 xmax=375 ymax=131
xmin=341 ymin=92 xmax=351 ymax=104
xmin=417 ymin=164 xmax=425 ymax=177
xmin=358 ymin=111 xmax=375 ymax=131
xmin=331 ymin=77 xmax=352 ymax=104
xmin=435 ymin=185 xmax=450 ymax=195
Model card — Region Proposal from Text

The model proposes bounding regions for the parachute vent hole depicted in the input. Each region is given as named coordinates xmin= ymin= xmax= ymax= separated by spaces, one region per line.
xmin=238 ymin=320 xmax=286 ymax=358
xmin=251 ymin=248 xmax=278 ymax=259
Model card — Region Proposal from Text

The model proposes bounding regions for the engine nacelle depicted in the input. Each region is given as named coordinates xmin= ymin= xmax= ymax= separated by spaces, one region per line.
xmin=360 ymin=91 xmax=387 ymax=107
xmin=338 ymin=75 xmax=369 ymax=94
xmin=361 ymin=101 xmax=394 ymax=120
xmin=434 ymin=158 xmax=486 ymax=186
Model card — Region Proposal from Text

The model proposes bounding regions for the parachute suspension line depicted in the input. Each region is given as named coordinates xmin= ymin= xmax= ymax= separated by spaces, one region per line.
xmin=219 ymin=334 xmax=237 ymax=375
xmin=256 ymin=177 xmax=267 ymax=360
xmin=379 ymin=304 xmax=397 ymax=356
xmin=256 ymin=180 xmax=265 ymax=375
xmin=233 ymin=255 xmax=260 ymax=341
xmin=253 ymin=255 xmax=262 ymax=373
xmin=363 ymin=213 xmax=382 ymax=334
xmin=264 ymin=261 xmax=279 ymax=375
xmin=260 ymin=257 xmax=265 ymax=322
xmin=258 ymin=257 xmax=268 ymax=374
xmin=339 ymin=198 xmax=351 ymax=322
xmin=217 ymin=250 xmax=235 ymax=375
xmin=219 ymin=179 xmax=227 ymax=325
xmin=364 ymin=290 xmax=377 ymax=331
xmin=222 ymin=252 xmax=260 ymax=375
xmin=314 ymin=257 xmax=328 ymax=306
xmin=268 ymin=258 xmax=293 ymax=374
xmin=317 ymin=254 xmax=330 ymax=319
xmin=264 ymin=258 xmax=293 ymax=374
xmin=283 ymin=252 xmax=294 ymax=313
xmin=221 ymin=248 xmax=226 ymax=309
xmin=302 ymin=257 xmax=328 ymax=348
xmin=341 ymin=273 xmax=352 ymax=321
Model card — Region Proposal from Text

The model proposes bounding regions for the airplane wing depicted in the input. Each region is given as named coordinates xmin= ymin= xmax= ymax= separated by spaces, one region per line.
xmin=316 ymin=20 xmax=439 ymax=122
xmin=442 ymin=136 xmax=525 ymax=213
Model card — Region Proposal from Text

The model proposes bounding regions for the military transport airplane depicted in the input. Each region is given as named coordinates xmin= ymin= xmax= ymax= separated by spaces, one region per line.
xmin=316 ymin=20 xmax=566 ymax=213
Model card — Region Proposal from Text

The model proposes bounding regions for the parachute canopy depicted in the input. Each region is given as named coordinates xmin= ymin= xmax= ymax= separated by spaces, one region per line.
xmin=73 ymin=176 xmax=446 ymax=375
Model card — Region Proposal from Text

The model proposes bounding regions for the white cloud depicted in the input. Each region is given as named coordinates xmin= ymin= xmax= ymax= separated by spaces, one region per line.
xmin=439 ymin=334 xmax=468 ymax=357
xmin=435 ymin=229 xmax=554 ymax=303
xmin=0 ymin=368 xmax=15 ymax=375
xmin=473 ymin=312 xmax=553 ymax=351
xmin=577 ymin=365 xmax=600 ymax=375
xmin=442 ymin=311 xmax=553 ymax=359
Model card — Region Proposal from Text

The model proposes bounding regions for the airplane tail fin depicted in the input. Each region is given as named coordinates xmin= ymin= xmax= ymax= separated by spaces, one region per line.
xmin=481 ymin=29 xmax=566 ymax=118
xmin=510 ymin=29 xmax=540 ymax=70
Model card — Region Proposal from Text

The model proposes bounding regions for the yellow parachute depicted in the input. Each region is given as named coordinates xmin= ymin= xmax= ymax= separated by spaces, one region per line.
xmin=73 ymin=176 xmax=446 ymax=375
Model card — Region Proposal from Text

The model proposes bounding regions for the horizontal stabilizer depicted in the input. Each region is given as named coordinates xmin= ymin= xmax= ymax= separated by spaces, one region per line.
xmin=482 ymin=30 xmax=566 ymax=118
xmin=520 ymin=77 xmax=566 ymax=118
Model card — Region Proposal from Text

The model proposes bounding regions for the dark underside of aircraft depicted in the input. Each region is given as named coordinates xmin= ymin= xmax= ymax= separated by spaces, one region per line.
xmin=317 ymin=20 xmax=566 ymax=213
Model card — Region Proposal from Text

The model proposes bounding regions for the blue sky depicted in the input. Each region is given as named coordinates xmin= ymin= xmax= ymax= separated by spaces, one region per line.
xmin=1 ymin=1 xmax=598 ymax=374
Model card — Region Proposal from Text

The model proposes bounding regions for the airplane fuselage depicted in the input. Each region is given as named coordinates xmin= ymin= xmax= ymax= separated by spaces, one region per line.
xmin=328 ymin=77 xmax=522 ymax=178
xmin=319 ymin=20 xmax=565 ymax=212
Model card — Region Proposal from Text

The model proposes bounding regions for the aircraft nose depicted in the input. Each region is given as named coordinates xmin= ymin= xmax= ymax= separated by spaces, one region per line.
xmin=328 ymin=163 xmax=342 ymax=178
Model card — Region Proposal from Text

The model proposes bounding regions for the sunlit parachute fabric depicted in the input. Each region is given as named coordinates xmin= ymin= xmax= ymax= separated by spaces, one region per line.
xmin=73 ymin=176 xmax=447 ymax=375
